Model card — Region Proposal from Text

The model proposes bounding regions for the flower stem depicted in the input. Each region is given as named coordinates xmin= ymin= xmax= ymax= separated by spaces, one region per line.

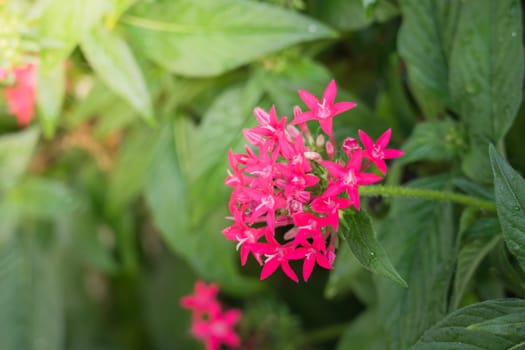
xmin=360 ymin=185 xmax=497 ymax=212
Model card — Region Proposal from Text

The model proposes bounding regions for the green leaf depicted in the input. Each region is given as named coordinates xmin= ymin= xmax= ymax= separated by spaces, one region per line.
xmin=0 ymin=234 xmax=64 ymax=350
xmin=81 ymin=26 xmax=154 ymax=123
xmin=469 ymin=312 xmax=525 ymax=337
xmin=123 ymin=0 xmax=336 ymax=77
xmin=450 ymin=0 xmax=524 ymax=181
xmin=400 ymin=119 xmax=461 ymax=164
xmin=0 ymin=128 xmax=39 ymax=192
xmin=145 ymin=124 xmax=260 ymax=295
xmin=376 ymin=175 xmax=455 ymax=349
xmin=309 ymin=0 xmax=398 ymax=31
xmin=398 ymin=0 xmax=460 ymax=118
xmin=340 ymin=209 xmax=406 ymax=287
xmin=489 ymin=145 xmax=525 ymax=272
xmin=188 ymin=82 xmax=263 ymax=224
xmin=410 ymin=299 xmax=525 ymax=349
xmin=38 ymin=0 xmax=112 ymax=67
xmin=451 ymin=218 xmax=501 ymax=310
xmin=36 ymin=62 xmax=65 ymax=138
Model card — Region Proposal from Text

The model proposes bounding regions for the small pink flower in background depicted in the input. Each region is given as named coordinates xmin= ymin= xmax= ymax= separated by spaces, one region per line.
xmin=0 ymin=63 xmax=37 ymax=126
xmin=181 ymin=280 xmax=242 ymax=350
xmin=191 ymin=308 xmax=242 ymax=350
xmin=223 ymin=80 xmax=404 ymax=283
xmin=180 ymin=280 xmax=221 ymax=318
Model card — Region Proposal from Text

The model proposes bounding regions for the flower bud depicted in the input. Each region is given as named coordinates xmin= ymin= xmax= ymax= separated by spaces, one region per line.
xmin=342 ymin=137 xmax=361 ymax=156
xmin=326 ymin=140 xmax=335 ymax=159
xmin=316 ymin=134 xmax=325 ymax=148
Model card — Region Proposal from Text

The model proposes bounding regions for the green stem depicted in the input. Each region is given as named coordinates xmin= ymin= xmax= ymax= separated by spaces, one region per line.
xmin=360 ymin=185 xmax=497 ymax=213
xmin=299 ymin=321 xmax=350 ymax=346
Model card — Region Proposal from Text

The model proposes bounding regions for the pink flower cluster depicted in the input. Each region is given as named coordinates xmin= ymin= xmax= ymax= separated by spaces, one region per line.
xmin=223 ymin=80 xmax=404 ymax=283
xmin=0 ymin=63 xmax=37 ymax=126
xmin=180 ymin=280 xmax=242 ymax=350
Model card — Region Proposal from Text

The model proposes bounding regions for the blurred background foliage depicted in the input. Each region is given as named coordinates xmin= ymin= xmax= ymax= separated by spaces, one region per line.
xmin=1 ymin=0 xmax=525 ymax=349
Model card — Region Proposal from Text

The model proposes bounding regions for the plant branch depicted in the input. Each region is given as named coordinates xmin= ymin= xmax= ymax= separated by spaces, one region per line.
xmin=360 ymin=185 xmax=497 ymax=212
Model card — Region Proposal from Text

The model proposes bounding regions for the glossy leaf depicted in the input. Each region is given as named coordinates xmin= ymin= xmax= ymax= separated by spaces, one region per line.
xmin=410 ymin=299 xmax=525 ymax=349
xmin=490 ymin=145 xmax=525 ymax=272
xmin=451 ymin=217 xmax=501 ymax=310
xmin=376 ymin=175 xmax=455 ymax=349
xmin=400 ymin=119 xmax=460 ymax=164
xmin=450 ymin=0 xmax=524 ymax=181
xmin=340 ymin=209 xmax=407 ymax=287
xmin=81 ymin=26 xmax=154 ymax=122
xmin=123 ymin=0 xmax=336 ymax=77
xmin=398 ymin=0 xmax=460 ymax=118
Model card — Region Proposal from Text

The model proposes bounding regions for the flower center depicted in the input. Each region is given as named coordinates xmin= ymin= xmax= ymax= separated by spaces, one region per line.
xmin=344 ymin=170 xmax=356 ymax=185
xmin=210 ymin=320 xmax=228 ymax=336
xmin=317 ymin=99 xmax=331 ymax=119
xmin=371 ymin=145 xmax=384 ymax=159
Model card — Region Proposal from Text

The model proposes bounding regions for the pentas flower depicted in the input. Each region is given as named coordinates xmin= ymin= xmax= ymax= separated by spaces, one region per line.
xmin=321 ymin=151 xmax=382 ymax=210
xmin=293 ymin=80 xmax=357 ymax=138
xmin=359 ymin=129 xmax=405 ymax=174
xmin=0 ymin=63 xmax=37 ymax=126
xmin=181 ymin=280 xmax=242 ymax=350
xmin=180 ymin=280 xmax=221 ymax=318
xmin=224 ymin=80 xmax=403 ymax=283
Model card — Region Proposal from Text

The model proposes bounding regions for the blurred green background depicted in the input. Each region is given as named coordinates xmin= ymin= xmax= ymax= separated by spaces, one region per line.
xmin=1 ymin=0 xmax=525 ymax=349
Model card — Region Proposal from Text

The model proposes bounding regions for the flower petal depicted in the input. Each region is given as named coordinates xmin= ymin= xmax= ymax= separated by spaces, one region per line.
xmin=333 ymin=101 xmax=357 ymax=115
xmin=281 ymin=260 xmax=299 ymax=283
xmin=298 ymin=89 xmax=319 ymax=110
xmin=260 ymin=258 xmax=280 ymax=280
xmin=377 ymin=128 xmax=392 ymax=148
xmin=303 ymin=256 xmax=315 ymax=282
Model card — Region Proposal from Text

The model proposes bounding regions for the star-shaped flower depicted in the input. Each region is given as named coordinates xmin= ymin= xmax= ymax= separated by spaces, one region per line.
xmin=293 ymin=80 xmax=356 ymax=138
xmin=358 ymin=129 xmax=405 ymax=174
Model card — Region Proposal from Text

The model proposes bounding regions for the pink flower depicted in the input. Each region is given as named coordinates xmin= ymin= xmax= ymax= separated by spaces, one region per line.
xmin=298 ymin=241 xmax=333 ymax=282
xmin=311 ymin=195 xmax=352 ymax=230
xmin=321 ymin=151 xmax=382 ymax=210
xmin=293 ymin=80 xmax=356 ymax=138
xmin=191 ymin=308 xmax=242 ymax=350
xmin=181 ymin=280 xmax=243 ymax=350
xmin=180 ymin=280 xmax=221 ymax=317
xmin=358 ymin=129 xmax=405 ymax=174
xmin=0 ymin=63 xmax=37 ymax=126
xmin=224 ymin=80 xmax=403 ymax=283
xmin=257 ymin=242 xmax=305 ymax=283
xmin=291 ymin=212 xmax=327 ymax=247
